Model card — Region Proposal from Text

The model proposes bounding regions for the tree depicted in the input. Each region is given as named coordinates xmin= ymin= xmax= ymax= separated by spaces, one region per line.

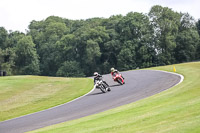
xmin=43 ymin=16 xmax=69 ymax=42
xmin=14 ymin=36 xmax=40 ymax=75
xmin=0 ymin=48 xmax=15 ymax=75
xmin=0 ymin=27 xmax=8 ymax=49
xmin=85 ymin=39 xmax=101 ymax=73
xmin=175 ymin=30 xmax=199 ymax=62
xmin=117 ymin=41 xmax=136 ymax=70
xmin=103 ymin=39 xmax=121 ymax=71
xmin=56 ymin=61 xmax=85 ymax=77
xmin=28 ymin=16 xmax=70 ymax=76
xmin=74 ymin=25 xmax=109 ymax=76
xmin=56 ymin=34 xmax=77 ymax=62
xmin=7 ymin=31 xmax=25 ymax=48
xmin=149 ymin=5 xmax=181 ymax=65
xmin=197 ymin=19 xmax=200 ymax=35
xmin=196 ymin=19 xmax=200 ymax=59
xmin=101 ymin=16 xmax=122 ymax=72
xmin=117 ymin=12 xmax=155 ymax=68
xmin=28 ymin=20 xmax=46 ymax=48
xmin=44 ymin=22 xmax=68 ymax=42
xmin=175 ymin=13 xmax=200 ymax=62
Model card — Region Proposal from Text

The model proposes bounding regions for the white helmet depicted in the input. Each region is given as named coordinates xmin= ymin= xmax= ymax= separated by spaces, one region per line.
xmin=94 ymin=72 xmax=98 ymax=76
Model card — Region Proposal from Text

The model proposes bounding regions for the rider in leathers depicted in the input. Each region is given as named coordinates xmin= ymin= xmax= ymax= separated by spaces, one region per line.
xmin=110 ymin=68 xmax=124 ymax=79
xmin=93 ymin=72 xmax=110 ymax=91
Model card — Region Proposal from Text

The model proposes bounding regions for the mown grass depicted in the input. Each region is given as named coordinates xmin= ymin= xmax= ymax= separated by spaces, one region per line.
xmin=0 ymin=76 xmax=93 ymax=121
xmin=28 ymin=62 xmax=200 ymax=133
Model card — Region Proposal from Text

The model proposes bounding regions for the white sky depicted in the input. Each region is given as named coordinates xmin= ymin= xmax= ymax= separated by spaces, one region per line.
xmin=0 ymin=0 xmax=200 ymax=33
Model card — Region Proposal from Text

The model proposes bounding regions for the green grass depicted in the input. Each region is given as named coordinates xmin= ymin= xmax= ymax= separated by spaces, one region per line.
xmin=0 ymin=76 xmax=93 ymax=121
xmin=28 ymin=62 xmax=200 ymax=133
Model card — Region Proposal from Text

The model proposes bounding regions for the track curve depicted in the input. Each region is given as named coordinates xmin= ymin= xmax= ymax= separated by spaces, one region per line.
xmin=0 ymin=70 xmax=182 ymax=133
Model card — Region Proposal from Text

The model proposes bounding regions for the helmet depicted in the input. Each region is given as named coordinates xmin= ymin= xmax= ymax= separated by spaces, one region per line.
xmin=94 ymin=72 xmax=98 ymax=76
xmin=111 ymin=67 xmax=115 ymax=72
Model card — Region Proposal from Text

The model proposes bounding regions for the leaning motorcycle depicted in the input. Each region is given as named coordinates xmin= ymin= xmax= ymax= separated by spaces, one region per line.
xmin=95 ymin=79 xmax=111 ymax=93
xmin=113 ymin=73 xmax=125 ymax=85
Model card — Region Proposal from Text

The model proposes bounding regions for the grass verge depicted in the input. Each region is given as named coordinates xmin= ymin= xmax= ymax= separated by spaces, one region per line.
xmin=28 ymin=62 xmax=200 ymax=133
xmin=0 ymin=76 xmax=93 ymax=121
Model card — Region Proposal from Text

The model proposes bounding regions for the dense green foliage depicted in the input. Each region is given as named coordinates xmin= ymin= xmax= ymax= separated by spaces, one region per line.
xmin=0 ymin=5 xmax=200 ymax=76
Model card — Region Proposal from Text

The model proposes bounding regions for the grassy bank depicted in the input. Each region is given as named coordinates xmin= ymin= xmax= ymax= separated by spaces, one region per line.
xmin=0 ymin=76 xmax=93 ymax=121
xmin=28 ymin=62 xmax=200 ymax=133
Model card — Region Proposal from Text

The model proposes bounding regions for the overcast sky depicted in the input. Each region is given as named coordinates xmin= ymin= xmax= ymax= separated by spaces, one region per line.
xmin=0 ymin=0 xmax=200 ymax=33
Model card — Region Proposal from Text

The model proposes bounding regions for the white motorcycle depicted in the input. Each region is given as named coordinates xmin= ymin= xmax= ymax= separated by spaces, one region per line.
xmin=95 ymin=79 xmax=111 ymax=93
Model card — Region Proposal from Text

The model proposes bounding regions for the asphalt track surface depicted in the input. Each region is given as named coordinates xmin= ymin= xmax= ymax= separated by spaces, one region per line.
xmin=0 ymin=70 xmax=182 ymax=133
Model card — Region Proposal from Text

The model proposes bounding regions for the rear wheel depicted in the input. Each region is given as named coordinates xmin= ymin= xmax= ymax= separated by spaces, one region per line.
xmin=104 ymin=82 xmax=111 ymax=92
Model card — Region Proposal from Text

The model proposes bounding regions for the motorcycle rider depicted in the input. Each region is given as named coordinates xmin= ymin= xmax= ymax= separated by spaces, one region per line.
xmin=110 ymin=67 xmax=124 ymax=79
xmin=93 ymin=72 xmax=110 ymax=91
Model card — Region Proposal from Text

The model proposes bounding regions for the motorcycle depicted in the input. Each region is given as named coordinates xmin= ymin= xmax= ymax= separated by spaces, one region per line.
xmin=95 ymin=79 xmax=111 ymax=93
xmin=112 ymin=73 xmax=125 ymax=85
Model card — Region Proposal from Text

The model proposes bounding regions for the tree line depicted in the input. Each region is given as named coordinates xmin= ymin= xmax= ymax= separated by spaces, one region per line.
xmin=0 ymin=5 xmax=200 ymax=77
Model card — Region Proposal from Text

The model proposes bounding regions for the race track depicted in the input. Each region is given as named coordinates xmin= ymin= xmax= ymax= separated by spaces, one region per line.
xmin=0 ymin=70 xmax=182 ymax=133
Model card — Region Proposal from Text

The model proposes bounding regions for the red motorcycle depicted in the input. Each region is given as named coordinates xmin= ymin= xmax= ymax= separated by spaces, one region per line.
xmin=112 ymin=73 xmax=125 ymax=85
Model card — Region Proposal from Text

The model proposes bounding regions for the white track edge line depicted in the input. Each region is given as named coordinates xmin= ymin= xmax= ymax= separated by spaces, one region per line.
xmin=147 ymin=69 xmax=184 ymax=87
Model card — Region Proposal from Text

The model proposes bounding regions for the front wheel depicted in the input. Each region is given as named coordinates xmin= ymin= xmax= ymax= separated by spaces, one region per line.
xmin=100 ymin=85 xmax=107 ymax=93
xmin=117 ymin=78 xmax=123 ymax=85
